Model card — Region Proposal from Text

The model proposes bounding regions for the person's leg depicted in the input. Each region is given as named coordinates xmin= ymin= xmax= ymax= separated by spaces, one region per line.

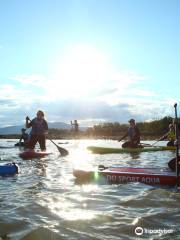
xmin=122 ymin=141 xmax=139 ymax=148
xmin=38 ymin=135 xmax=46 ymax=151
xmin=130 ymin=142 xmax=140 ymax=148
xmin=28 ymin=135 xmax=38 ymax=150
xmin=122 ymin=141 xmax=131 ymax=148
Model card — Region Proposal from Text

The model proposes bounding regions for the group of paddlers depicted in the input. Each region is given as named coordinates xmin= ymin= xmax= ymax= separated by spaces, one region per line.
xmin=118 ymin=118 xmax=176 ymax=148
xmin=118 ymin=117 xmax=179 ymax=171
xmin=17 ymin=110 xmax=179 ymax=172
xmin=18 ymin=110 xmax=79 ymax=150
xmin=18 ymin=110 xmax=177 ymax=151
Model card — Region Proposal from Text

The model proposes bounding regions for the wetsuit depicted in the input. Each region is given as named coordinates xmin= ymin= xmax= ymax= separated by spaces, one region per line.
xmin=160 ymin=129 xmax=175 ymax=146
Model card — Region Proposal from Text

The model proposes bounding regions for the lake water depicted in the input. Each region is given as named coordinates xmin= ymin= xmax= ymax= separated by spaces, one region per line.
xmin=0 ymin=139 xmax=180 ymax=240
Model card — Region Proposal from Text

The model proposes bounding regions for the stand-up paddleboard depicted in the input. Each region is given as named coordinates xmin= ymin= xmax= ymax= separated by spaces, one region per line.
xmin=0 ymin=163 xmax=19 ymax=176
xmin=0 ymin=146 xmax=15 ymax=149
xmin=73 ymin=166 xmax=179 ymax=185
xmin=87 ymin=146 xmax=176 ymax=154
xmin=19 ymin=150 xmax=51 ymax=159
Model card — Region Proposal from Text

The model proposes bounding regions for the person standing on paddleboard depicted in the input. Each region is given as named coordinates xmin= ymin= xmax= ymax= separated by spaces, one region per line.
xmin=71 ymin=120 xmax=79 ymax=138
xmin=26 ymin=110 xmax=48 ymax=150
xmin=118 ymin=119 xmax=140 ymax=148
xmin=158 ymin=123 xmax=175 ymax=146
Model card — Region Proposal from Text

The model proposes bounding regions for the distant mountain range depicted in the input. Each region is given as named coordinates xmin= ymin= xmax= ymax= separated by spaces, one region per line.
xmin=0 ymin=122 xmax=72 ymax=135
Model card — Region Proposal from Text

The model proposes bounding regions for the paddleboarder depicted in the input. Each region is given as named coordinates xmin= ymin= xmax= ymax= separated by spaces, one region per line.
xmin=26 ymin=110 xmax=48 ymax=150
xmin=118 ymin=119 xmax=141 ymax=148
xmin=71 ymin=120 xmax=79 ymax=138
xmin=18 ymin=128 xmax=29 ymax=147
xmin=159 ymin=123 xmax=175 ymax=146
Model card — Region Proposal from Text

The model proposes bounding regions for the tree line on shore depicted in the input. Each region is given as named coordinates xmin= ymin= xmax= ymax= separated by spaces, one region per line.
xmin=0 ymin=116 xmax=178 ymax=140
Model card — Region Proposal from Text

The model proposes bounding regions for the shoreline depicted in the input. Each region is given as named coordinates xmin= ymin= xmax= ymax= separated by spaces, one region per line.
xmin=0 ymin=134 xmax=160 ymax=141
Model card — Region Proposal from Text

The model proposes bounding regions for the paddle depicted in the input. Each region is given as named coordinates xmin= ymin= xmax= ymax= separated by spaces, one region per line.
xmin=48 ymin=138 xmax=69 ymax=156
xmin=168 ymin=103 xmax=180 ymax=185
xmin=174 ymin=103 xmax=180 ymax=186
xmin=140 ymin=142 xmax=158 ymax=147
xmin=118 ymin=136 xmax=126 ymax=142
xmin=140 ymin=143 xmax=151 ymax=147
xmin=140 ymin=142 xmax=163 ymax=148
xmin=168 ymin=157 xmax=180 ymax=171
xmin=151 ymin=139 xmax=161 ymax=146
xmin=26 ymin=117 xmax=69 ymax=156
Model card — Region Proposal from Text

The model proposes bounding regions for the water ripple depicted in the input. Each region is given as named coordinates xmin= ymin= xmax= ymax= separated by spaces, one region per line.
xmin=0 ymin=139 xmax=179 ymax=239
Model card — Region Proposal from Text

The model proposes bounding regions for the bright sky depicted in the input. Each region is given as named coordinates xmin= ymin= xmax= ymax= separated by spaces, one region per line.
xmin=0 ymin=0 xmax=179 ymax=126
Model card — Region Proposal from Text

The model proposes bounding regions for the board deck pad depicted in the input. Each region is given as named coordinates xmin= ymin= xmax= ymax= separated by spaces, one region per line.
xmin=87 ymin=146 xmax=176 ymax=154
xmin=19 ymin=150 xmax=51 ymax=159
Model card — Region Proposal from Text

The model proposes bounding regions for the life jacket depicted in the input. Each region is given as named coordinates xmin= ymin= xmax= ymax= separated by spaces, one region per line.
xmin=167 ymin=129 xmax=175 ymax=141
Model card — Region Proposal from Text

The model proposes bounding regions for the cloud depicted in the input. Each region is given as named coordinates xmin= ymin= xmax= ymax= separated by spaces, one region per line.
xmin=3 ymin=44 xmax=178 ymax=126
xmin=4 ymin=74 xmax=175 ymax=127
xmin=11 ymin=74 xmax=46 ymax=87
xmin=9 ymin=44 xmax=151 ymax=104
xmin=0 ymin=99 xmax=14 ymax=105
xmin=0 ymin=89 xmax=178 ymax=127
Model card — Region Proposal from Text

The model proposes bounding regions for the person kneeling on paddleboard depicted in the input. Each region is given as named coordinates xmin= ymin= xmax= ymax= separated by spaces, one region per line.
xmin=118 ymin=119 xmax=140 ymax=148
xmin=26 ymin=110 xmax=48 ymax=151
xmin=158 ymin=123 xmax=175 ymax=146
xmin=19 ymin=128 xmax=29 ymax=147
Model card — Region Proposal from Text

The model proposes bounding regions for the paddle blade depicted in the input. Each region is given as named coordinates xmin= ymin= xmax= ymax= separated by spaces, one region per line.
xmin=57 ymin=146 xmax=69 ymax=156
xmin=168 ymin=157 xmax=180 ymax=171
xmin=168 ymin=158 xmax=176 ymax=171
xmin=49 ymin=139 xmax=69 ymax=156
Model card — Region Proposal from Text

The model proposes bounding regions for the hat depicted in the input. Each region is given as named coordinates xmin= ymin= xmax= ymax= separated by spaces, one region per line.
xmin=128 ymin=119 xmax=135 ymax=123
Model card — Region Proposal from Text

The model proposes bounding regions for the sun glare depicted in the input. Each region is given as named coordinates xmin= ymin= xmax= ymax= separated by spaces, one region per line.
xmin=47 ymin=45 xmax=110 ymax=100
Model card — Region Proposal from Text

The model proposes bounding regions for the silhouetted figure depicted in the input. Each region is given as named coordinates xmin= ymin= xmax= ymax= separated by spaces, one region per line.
xmin=71 ymin=120 xmax=79 ymax=138
xmin=118 ymin=119 xmax=140 ymax=148
xmin=15 ymin=128 xmax=29 ymax=147
xmin=26 ymin=110 xmax=48 ymax=150
xmin=159 ymin=123 xmax=175 ymax=146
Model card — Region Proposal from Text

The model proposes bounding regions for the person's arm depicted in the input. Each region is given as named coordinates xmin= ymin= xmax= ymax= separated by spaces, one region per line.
xmin=159 ymin=134 xmax=167 ymax=141
xmin=118 ymin=132 xmax=128 ymax=142
xmin=26 ymin=116 xmax=32 ymax=128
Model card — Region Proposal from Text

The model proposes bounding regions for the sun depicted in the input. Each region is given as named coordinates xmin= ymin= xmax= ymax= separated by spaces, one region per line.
xmin=46 ymin=44 xmax=110 ymax=100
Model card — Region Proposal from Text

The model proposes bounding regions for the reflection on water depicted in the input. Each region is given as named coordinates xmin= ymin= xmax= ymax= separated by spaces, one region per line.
xmin=0 ymin=139 xmax=179 ymax=239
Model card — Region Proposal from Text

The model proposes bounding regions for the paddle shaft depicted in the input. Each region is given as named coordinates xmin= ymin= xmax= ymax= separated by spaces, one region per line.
xmin=151 ymin=140 xmax=161 ymax=146
xmin=140 ymin=143 xmax=152 ymax=146
xmin=140 ymin=142 xmax=159 ymax=147
xmin=174 ymin=103 xmax=180 ymax=186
